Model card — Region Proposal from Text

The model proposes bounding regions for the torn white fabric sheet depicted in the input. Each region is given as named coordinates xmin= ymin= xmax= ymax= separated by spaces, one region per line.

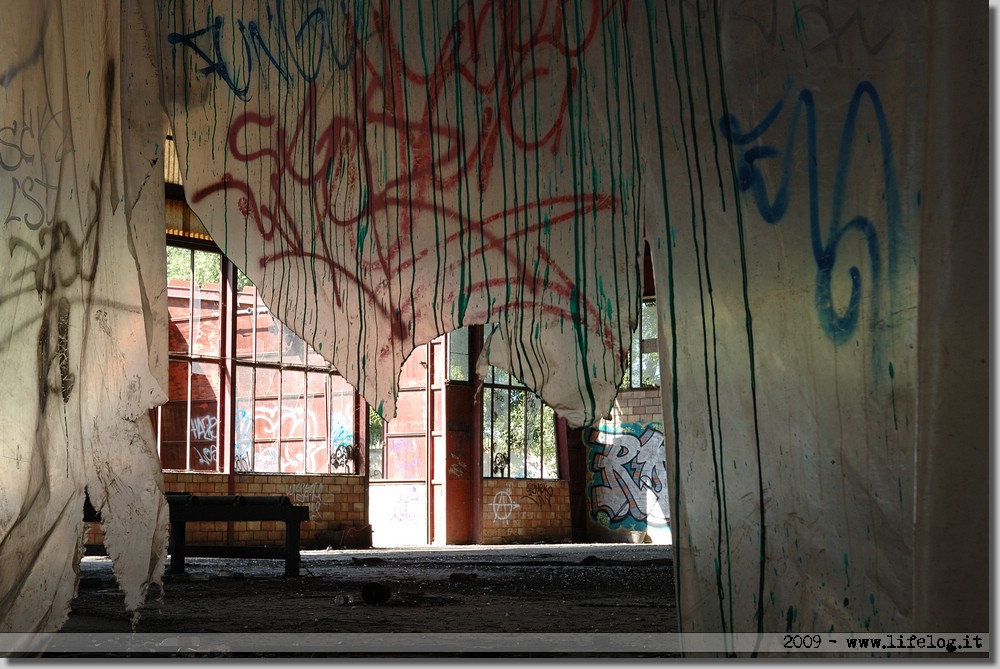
xmin=158 ymin=0 xmax=644 ymax=427
xmin=0 ymin=0 xmax=168 ymax=633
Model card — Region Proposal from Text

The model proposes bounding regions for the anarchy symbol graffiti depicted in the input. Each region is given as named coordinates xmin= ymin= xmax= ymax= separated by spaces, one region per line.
xmin=491 ymin=488 xmax=520 ymax=522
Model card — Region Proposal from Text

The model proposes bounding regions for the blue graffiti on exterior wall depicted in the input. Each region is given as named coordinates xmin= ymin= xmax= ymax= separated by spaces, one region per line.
xmin=329 ymin=418 xmax=355 ymax=472
xmin=585 ymin=422 xmax=669 ymax=530
xmin=166 ymin=0 xmax=363 ymax=100
xmin=233 ymin=407 xmax=355 ymax=472
xmin=234 ymin=408 xmax=254 ymax=472
xmin=720 ymin=80 xmax=900 ymax=345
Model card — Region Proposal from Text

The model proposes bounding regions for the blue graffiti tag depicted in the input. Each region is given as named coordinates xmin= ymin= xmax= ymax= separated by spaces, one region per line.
xmin=166 ymin=0 xmax=362 ymax=100
xmin=720 ymin=81 xmax=900 ymax=344
xmin=234 ymin=408 xmax=254 ymax=472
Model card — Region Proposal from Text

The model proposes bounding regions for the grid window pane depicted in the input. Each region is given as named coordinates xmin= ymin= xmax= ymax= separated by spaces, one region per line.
xmin=392 ymin=391 xmax=427 ymax=434
xmin=329 ymin=375 xmax=356 ymax=473
xmin=481 ymin=363 xmax=557 ymax=480
xmin=235 ymin=281 xmax=257 ymax=360
xmin=368 ymin=408 xmax=385 ymax=480
xmin=448 ymin=327 xmax=470 ymax=381
xmin=254 ymin=440 xmax=280 ymax=473
xmin=255 ymin=296 xmax=281 ymax=363
xmin=386 ymin=436 xmax=426 ymax=480
xmin=159 ymin=239 xmax=358 ymax=476
xmin=280 ymin=371 xmax=308 ymax=440
xmin=305 ymin=373 xmax=330 ymax=474
xmin=281 ymin=323 xmax=308 ymax=366
xmin=621 ymin=299 xmax=662 ymax=389
xmin=166 ymin=247 xmax=191 ymax=354
xmin=234 ymin=366 xmax=254 ymax=472
xmin=191 ymin=250 xmax=222 ymax=357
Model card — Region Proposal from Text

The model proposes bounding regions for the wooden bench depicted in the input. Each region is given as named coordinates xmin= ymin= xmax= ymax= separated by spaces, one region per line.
xmin=82 ymin=492 xmax=310 ymax=577
xmin=165 ymin=492 xmax=310 ymax=577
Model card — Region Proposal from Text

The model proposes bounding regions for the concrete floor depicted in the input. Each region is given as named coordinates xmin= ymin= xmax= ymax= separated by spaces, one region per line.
xmin=57 ymin=541 xmax=679 ymax=657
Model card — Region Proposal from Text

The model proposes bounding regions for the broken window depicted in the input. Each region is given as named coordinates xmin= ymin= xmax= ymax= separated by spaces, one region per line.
xmin=158 ymin=245 xmax=225 ymax=471
xmin=153 ymin=237 xmax=358 ymax=475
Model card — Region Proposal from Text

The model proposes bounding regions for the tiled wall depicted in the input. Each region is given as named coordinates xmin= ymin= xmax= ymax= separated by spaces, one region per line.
xmin=481 ymin=478 xmax=571 ymax=544
xmin=606 ymin=387 xmax=663 ymax=426
xmin=85 ymin=473 xmax=370 ymax=551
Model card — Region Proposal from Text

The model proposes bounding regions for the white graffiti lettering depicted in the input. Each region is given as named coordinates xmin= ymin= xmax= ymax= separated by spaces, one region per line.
xmin=194 ymin=443 xmax=218 ymax=468
xmin=287 ymin=481 xmax=323 ymax=520
xmin=587 ymin=425 xmax=670 ymax=527
xmin=189 ymin=414 xmax=218 ymax=441
xmin=491 ymin=487 xmax=520 ymax=522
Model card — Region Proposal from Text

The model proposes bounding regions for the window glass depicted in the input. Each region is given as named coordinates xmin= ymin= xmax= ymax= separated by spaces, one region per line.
xmin=368 ymin=408 xmax=385 ymax=480
xmin=166 ymin=246 xmax=192 ymax=355
xmin=191 ymin=250 xmax=222 ymax=357
xmin=385 ymin=436 xmax=426 ymax=480
xmin=621 ymin=299 xmax=662 ymax=388
xmin=305 ymin=373 xmax=330 ymax=474
xmin=481 ymin=358 xmax=558 ymax=480
xmin=155 ymin=239 xmax=358 ymax=476
xmin=329 ymin=375 xmax=356 ymax=473
xmin=234 ymin=366 xmax=254 ymax=472
xmin=448 ymin=327 xmax=470 ymax=381
xmin=189 ymin=363 xmax=221 ymax=471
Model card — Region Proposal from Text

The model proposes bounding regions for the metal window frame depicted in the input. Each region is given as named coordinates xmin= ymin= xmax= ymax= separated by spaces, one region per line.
xmin=159 ymin=234 xmax=359 ymax=476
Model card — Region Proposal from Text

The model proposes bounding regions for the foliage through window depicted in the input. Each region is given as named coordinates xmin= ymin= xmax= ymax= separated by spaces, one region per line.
xmin=621 ymin=299 xmax=660 ymax=388
xmin=159 ymin=245 xmax=224 ymax=471
xmin=154 ymin=238 xmax=357 ymax=475
xmin=481 ymin=329 xmax=558 ymax=479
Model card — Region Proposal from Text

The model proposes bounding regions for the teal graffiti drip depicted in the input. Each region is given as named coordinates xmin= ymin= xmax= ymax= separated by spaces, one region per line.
xmin=448 ymin=0 xmax=467 ymax=329
xmin=641 ymin=0 xmax=685 ymax=633
xmin=693 ymin=0 xmax=728 ymax=214
xmin=397 ymin=5 xmax=418 ymax=353
xmin=888 ymin=361 xmax=898 ymax=430
xmin=353 ymin=6 xmax=372 ymax=403
xmin=597 ymin=7 xmax=633 ymax=375
xmin=521 ymin=0 xmax=546 ymax=393
xmin=689 ymin=10 xmax=738 ymax=632
xmin=416 ymin=1 xmax=445 ymax=338
xmin=563 ymin=6 xmax=597 ymax=422
xmin=668 ymin=0 xmax=736 ymax=638
xmin=710 ymin=0 xmax=768 ymax=647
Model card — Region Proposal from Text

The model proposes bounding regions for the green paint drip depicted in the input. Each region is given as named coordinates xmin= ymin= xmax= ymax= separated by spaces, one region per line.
xmin=679 ymin=42 xmax=740 ymax=625
xmin=642 ymin=0 xmax=686 ymax=632
xmin=709 ymin=0 xmax=769 ymax=636
xmin=843 ymin=554 xmax=851 ymax=587
xmin=888 ymin=361 xmax=899 ymax=429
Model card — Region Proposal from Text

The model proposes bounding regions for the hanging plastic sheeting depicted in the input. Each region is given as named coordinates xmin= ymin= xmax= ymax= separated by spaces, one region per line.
xmin=155 ymin=0 xmax=645 ymax=427
xmin=636 ymin=0 xmax=929 ymax=650
xmin=0 ymin=0 xmax=170 ymax=634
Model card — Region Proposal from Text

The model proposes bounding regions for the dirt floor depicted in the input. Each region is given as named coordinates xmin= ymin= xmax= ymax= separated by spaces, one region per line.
xmin=53 ymin=542 xmax=679 ymax=658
